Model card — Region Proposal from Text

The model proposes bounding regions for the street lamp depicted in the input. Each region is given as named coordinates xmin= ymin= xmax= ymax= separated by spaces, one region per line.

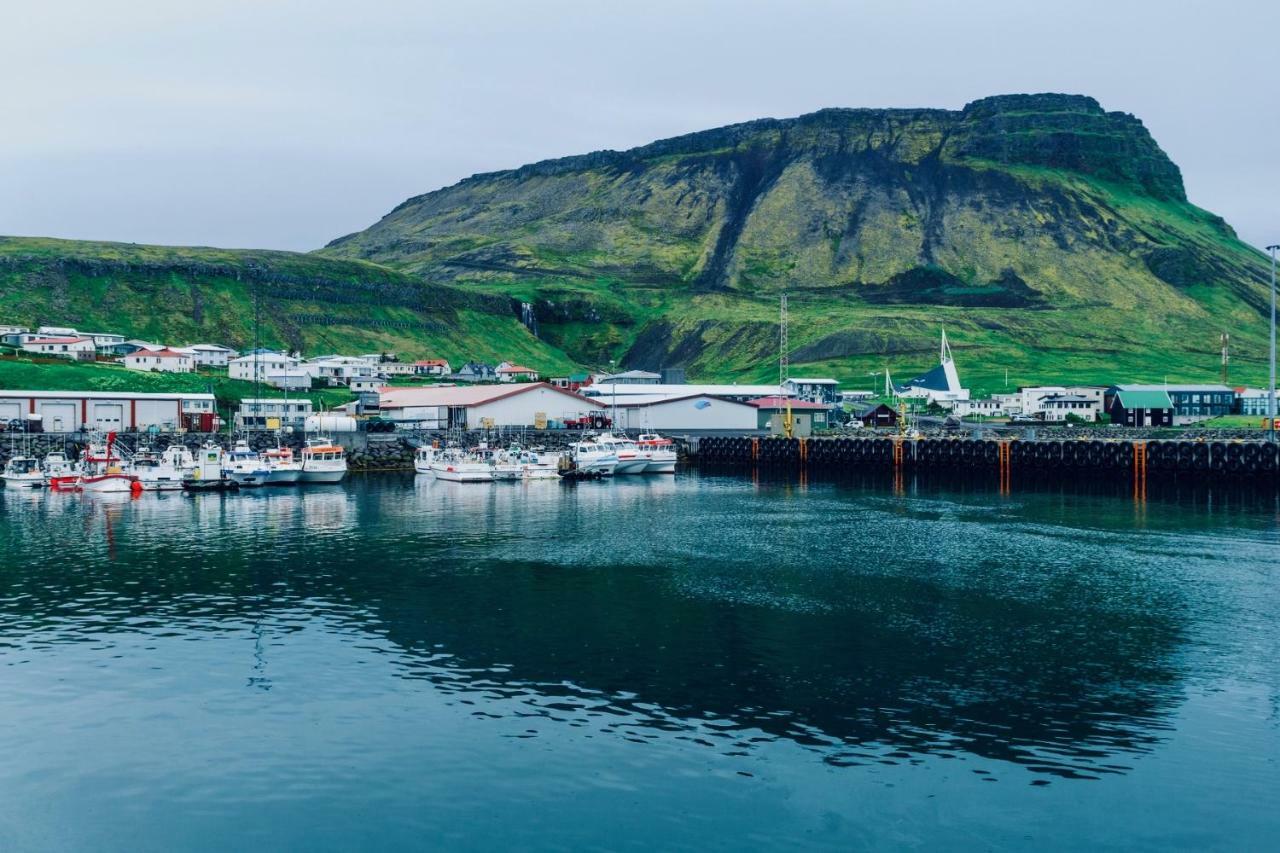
xmin=1268 ymin=244 xmax=1278 ymax=443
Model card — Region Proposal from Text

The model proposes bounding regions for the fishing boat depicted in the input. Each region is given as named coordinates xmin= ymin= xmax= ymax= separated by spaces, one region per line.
xmin=429 ymin=446 xmax=493 ymax=482
xmin=595 ymin=433 xmax=648 ymax=474
xmin=518 ymin=447 xmax=560 ymax=480
xmin=262 ymin=444 xmax=302 ymax=484
xmin=488 ymin=444 xmax=526 ymax=481
xmin=183 ymin=442 xmax=237 ymax=492
xmin=636 ymin=433 xmax=678 ymax=474
xmin=299 ymin=437 xmax=347 ymax=484
xmin=413 ymin=444 xmax=440 ymax=475
xmin=2 ymin=455 xmax=45 ymax=489
xmin=41 ymin=450 xmax=81 ymax=486
xmin=225 ymin=439 xmax=272 ymax=487
xmin=77 ymin=434 xmax=139 ymax=493
xmin=565 ymin=436 xmax=618 ymax=476
xmin=129 ymin=444 xmax=189 ymax=491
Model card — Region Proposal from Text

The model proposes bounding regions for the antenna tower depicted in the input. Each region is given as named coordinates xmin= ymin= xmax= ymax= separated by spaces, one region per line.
xmin=1220 ymin=332 xmax=1230 ymax=385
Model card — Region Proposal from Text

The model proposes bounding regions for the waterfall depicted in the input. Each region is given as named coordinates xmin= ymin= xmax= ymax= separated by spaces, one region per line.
xmin=519 ymin=301 xmax=539 ymax=338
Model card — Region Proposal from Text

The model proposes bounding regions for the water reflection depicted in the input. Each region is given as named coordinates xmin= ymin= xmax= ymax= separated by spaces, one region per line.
xmin=1 ymin=473 xmax=1276 ymax=784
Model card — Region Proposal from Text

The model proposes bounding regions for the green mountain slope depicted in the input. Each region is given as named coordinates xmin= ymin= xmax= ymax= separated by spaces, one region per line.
xmin=321 ymin=93 xmax=1275 ymax=392
xmin=0 ymin=236 xmax=577 ymax=372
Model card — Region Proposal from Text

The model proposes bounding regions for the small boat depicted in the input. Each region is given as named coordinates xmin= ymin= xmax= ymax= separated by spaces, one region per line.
xmin=129 ymin=444 xmax=188 ymax=491
xmin=75 ymin=434 xmax=141 ymax=493
xmin=557 ymin=455 xmax=605 ymax=481
xmin=263 ymin=444 xmax=302 ymax=485
xmin=225 ymin=439 xmax=272 ymax=487
xmin=182 ymin=442 xmax=237 ymax=492
xmin=299 ymin=437 xmax=348 ymax=484
xmin=414 ymin=444 xmax=440 ymax=475
xmin=596 ymin=433 xmax=648 ymax=475
xmin=487 ymin=445 xmax=526 ymax=481
xmin=636 ymin=433 xmax=678 ymax=474
xmin=429 ymin=446 xmax=493 ymax=482
xmin=2 ymin=456 xmax=45 ymax=489
xmin=41 ymin=451 xmax=81 ymax=486
xmin=518 ymin=448 xmax=560 ymax=480
xmin=565 ymin=436 xmax=618 ymax=476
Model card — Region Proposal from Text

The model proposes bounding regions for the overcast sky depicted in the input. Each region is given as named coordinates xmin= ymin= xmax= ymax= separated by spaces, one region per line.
xmin=2 ymin=0 xmax=1276 ymax=252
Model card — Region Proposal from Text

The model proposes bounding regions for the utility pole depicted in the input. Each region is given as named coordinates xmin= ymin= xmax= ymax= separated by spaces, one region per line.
xmin=779 ymin=293 xmax=789 ymax=387
xmin=1268 ymin=244 xmax=1278 ymax=443
xmin=1220 ymin=332 xmax=1229 ymax=385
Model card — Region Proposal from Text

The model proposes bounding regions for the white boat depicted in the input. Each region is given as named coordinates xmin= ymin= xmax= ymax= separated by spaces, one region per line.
xmin=183 ymin=442 xmax=236 ymax=491
xmin=595 ymin=433 xmax=648 ymax=474
xmin=566 ymin=437 xmax=618 ymax=476
xmin=636 ymin=433 xmax=678 ymax=474
xmin=518 ymin=448 xmax=560 ymax=480
xmin=2 ymin=456 xmax=45 ymax=489
xmin=41 ymin=451 xmax=82 ymax=486
xmin=225 ymin=439 xmax=272 ymax=487
xmin=299 ymin=438 xmax=348 ymax=484
xmin=414 ymin=444 xmax=440 ymax=475
xmin=129 ymin=445 xmax=188 ymax=491
xmin=487 ymin=445 xmax=526 ymax=481
xmin=429 ymin=447 xmax=493 ymax=482
xmin=263 ymin=445 xmax=302 ymax=485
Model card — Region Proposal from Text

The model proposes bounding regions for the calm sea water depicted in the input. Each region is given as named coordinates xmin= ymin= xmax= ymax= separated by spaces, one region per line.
xmin=1 ymin=472 xmax=1277 ymax=851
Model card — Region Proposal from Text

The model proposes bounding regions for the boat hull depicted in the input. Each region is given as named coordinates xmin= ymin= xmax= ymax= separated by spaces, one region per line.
xmin=430 ymin=464 xmax=493 ymax=482
xmin=298 ymin=468 xmax=347 ymax=484
xmin=230 ymin=470 xmax=272 ymax=488
xmin=613 ymin=458 xmax=649 ymax=475
xmin=137 ymin=476 xmax=185 ymax=491
xmin=3 ymin=475 xmax=45 ymax=489
xmin=643 ymin=458 xmax=677 ymax=474
xmin=80 ymin=474 xmax=137 ymax=493
xmin=266 ymin=467 xmax=303 ymax=485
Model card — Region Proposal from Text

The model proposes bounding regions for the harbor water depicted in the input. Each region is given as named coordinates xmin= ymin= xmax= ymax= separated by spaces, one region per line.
xmin=1 ymin=473 xmax=1277 ymax=850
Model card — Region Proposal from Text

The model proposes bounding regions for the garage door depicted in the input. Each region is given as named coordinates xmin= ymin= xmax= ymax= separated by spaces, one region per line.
xmin=41 ymin=402 xmax=78 ymax=433
xmin=0 ymin=400 xmax=22 ymax=424
xmin=91 ymin=403 xmax=125 ymax=432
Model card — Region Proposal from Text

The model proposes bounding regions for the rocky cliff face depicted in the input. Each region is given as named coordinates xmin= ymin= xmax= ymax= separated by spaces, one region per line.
xmin=317 ymin=93 xmax=1271 ymax=384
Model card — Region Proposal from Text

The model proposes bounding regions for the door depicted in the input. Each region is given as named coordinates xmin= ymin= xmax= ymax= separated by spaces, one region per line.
xmin=92 ymin=403 xmax=125 ymax=432
xmin=42 ymin=402 xmax=77 ymax=433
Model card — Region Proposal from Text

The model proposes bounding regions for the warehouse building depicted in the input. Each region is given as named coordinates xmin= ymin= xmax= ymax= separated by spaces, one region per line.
xmin=377 ymin=383 xmax=597 ymax=430
xmin=0 ymin=390 xmax=218 ymax=432
xmin=607 ymin=394 xmax=762 ymax=434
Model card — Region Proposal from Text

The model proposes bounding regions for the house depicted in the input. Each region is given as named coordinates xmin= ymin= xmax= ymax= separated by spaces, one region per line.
xmin=608 ymin=394 xmax=761 ymax=434
xmin=993 ymin=392 xmax=1023 ymax=414
xmin=596 ymin=369 xmax=661 ymax=385
xmin=747 ymin=396 xmax=830 ymax=437
xmin=1106 ymin=388 xmax=1174 ymax=427
xmin=451 ymin=362 xmax=497 ymax=383
xmin=1019 ymin=386 xmax=1106 ymax=418
xmin=376 ymin=382 xmax=596 ymax=430
xmin=37 ymin=325 xmax=80 ymax=337
xmin=414 ymin=359 xmax=452 ymax=377
xmin=348 ymin=377 xmax=382 ymax=393
xmin=0 ymin=327 xmax=33 ymax=347
xmin=122 ymin=348 xmax=194 ymax=373
xmin=1041 ymin=393 xmax=1102 ymax=422
xmin=1108 ymin=384 xmax=1231 ymax=425
xmin=83 ymin=332 xmax=126 ymax=353
xmin=22 ymin=336 xmax=97 ymax=360
xmin=550 ymin=373 xmax=592 ymax=392
xmin=229 ymin=352 xmax=299 ymax=382
xmin=1236 ymin=388 xmax=1278 ymax=417
xmin=782 ymin=377 xmax=841 ymax=406
xmin=496 ymin=364 xmax=539 ymax=383
xmin=234 ymin=398 xmax=314 ymax=430
xmin=378 ymin=362 xmax=417 ymax=377
xmin=119 ymin=339 xmax=166 ymax=355
xmin=0 ymin=324 xmax=28 ymax=337
xmin=265 ymin=369 xmax=312 ymax=391
xmin=178 ymin=344 xmax=238 ymax=367
xmin=852 ymin=402 xmax=899 ymax=428
xmin=0 ymin=390 xmax=217 ymax=432
xmin=301 ymin=355 xmax=376 ymax=387
xmin=952 ymin=398 xmax=1007 ymax=418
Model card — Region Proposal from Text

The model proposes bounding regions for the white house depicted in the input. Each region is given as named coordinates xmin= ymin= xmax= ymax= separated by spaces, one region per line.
xmin=234 ymin=398 xmax=314 ymax=430
xmin=83 ymin=332 xmax=126 ymax=351
xmin=496 ymin=364 xmax=539 ymax=383
xmin=378 ymin=362 xmax=417 ymax=377
xmin=22 ymin=336 xmax=97 ymax=360
xmin=952 ymin=398 xmax=1007 ymax=418
xmin=122 ymin=348 xmax=194 ymax=373
xmin=377 ymin=382 xmax=596 ymax=430
xmin=414 ymin=359 xmax=451 ymax=376
xmin=301 ymin=355 xmax=377 ymax=386
xmin=178 ymin=344 xmax=238 ymax=367
xmin=265 ymin=369 xmax=312 ymax=391
xmin=37 ymin=325 xmax=80 ymax=337
xmin=1020 ymin=386 xmax=1106 ymax=417
xmin=229 ymin=352 xmax=299 ymax=382
xmin=0 ymin=324 xmax=28 ymax=336
xmin=1041 ymin=393 xmax=1103 ymax=422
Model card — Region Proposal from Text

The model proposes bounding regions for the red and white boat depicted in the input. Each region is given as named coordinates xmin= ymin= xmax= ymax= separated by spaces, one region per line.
xmin=58 ymin=433 xmax=141 ymax=493
xmin=636 ymin=433 xmax=677 ymax=474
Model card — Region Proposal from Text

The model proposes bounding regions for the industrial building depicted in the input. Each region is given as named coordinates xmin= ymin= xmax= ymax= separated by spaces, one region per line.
xmin=0 ymin=390 xmax=218 ymax=432
xmin=377 ymin=383 xmax=597 ymax=430
xmin=606 ymin=394 xmax=761 ymax=434
xmin=748 ymin=396 xmax=830 ymax=436
xmin=582 ymin=383 xmax=786 ymax=404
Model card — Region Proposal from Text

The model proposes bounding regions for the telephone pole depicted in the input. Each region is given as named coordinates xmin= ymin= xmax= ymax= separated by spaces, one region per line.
xmin=1220 ymin=332 xmax=1229 ymax=385
xmin=1267 ymin=244 xmax=1278 ymax=443
xmin=779 ymin=293 xmax=789 ymax=387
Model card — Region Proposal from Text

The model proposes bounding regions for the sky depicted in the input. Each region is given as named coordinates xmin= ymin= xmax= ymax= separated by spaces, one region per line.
xmin=2 ymin=0 xmax=1276 ymax=252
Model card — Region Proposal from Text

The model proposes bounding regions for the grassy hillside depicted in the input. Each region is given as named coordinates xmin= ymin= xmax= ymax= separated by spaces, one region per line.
xmin=0 ymin=236 xmax=579 ymax=374
xmin=321 ymin=93 xmax=1275 ymax=390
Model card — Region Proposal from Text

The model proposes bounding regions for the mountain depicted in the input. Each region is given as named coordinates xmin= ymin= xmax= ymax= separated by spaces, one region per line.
xmin=0 ymin=236 xmax=576 ymax=372
xmin=321 ymin=93 xmax=1274 ymax=391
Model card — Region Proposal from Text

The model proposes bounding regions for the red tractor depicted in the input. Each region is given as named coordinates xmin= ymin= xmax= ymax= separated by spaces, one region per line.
xmin=564 ymin=410 xmax=612 ymax=430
